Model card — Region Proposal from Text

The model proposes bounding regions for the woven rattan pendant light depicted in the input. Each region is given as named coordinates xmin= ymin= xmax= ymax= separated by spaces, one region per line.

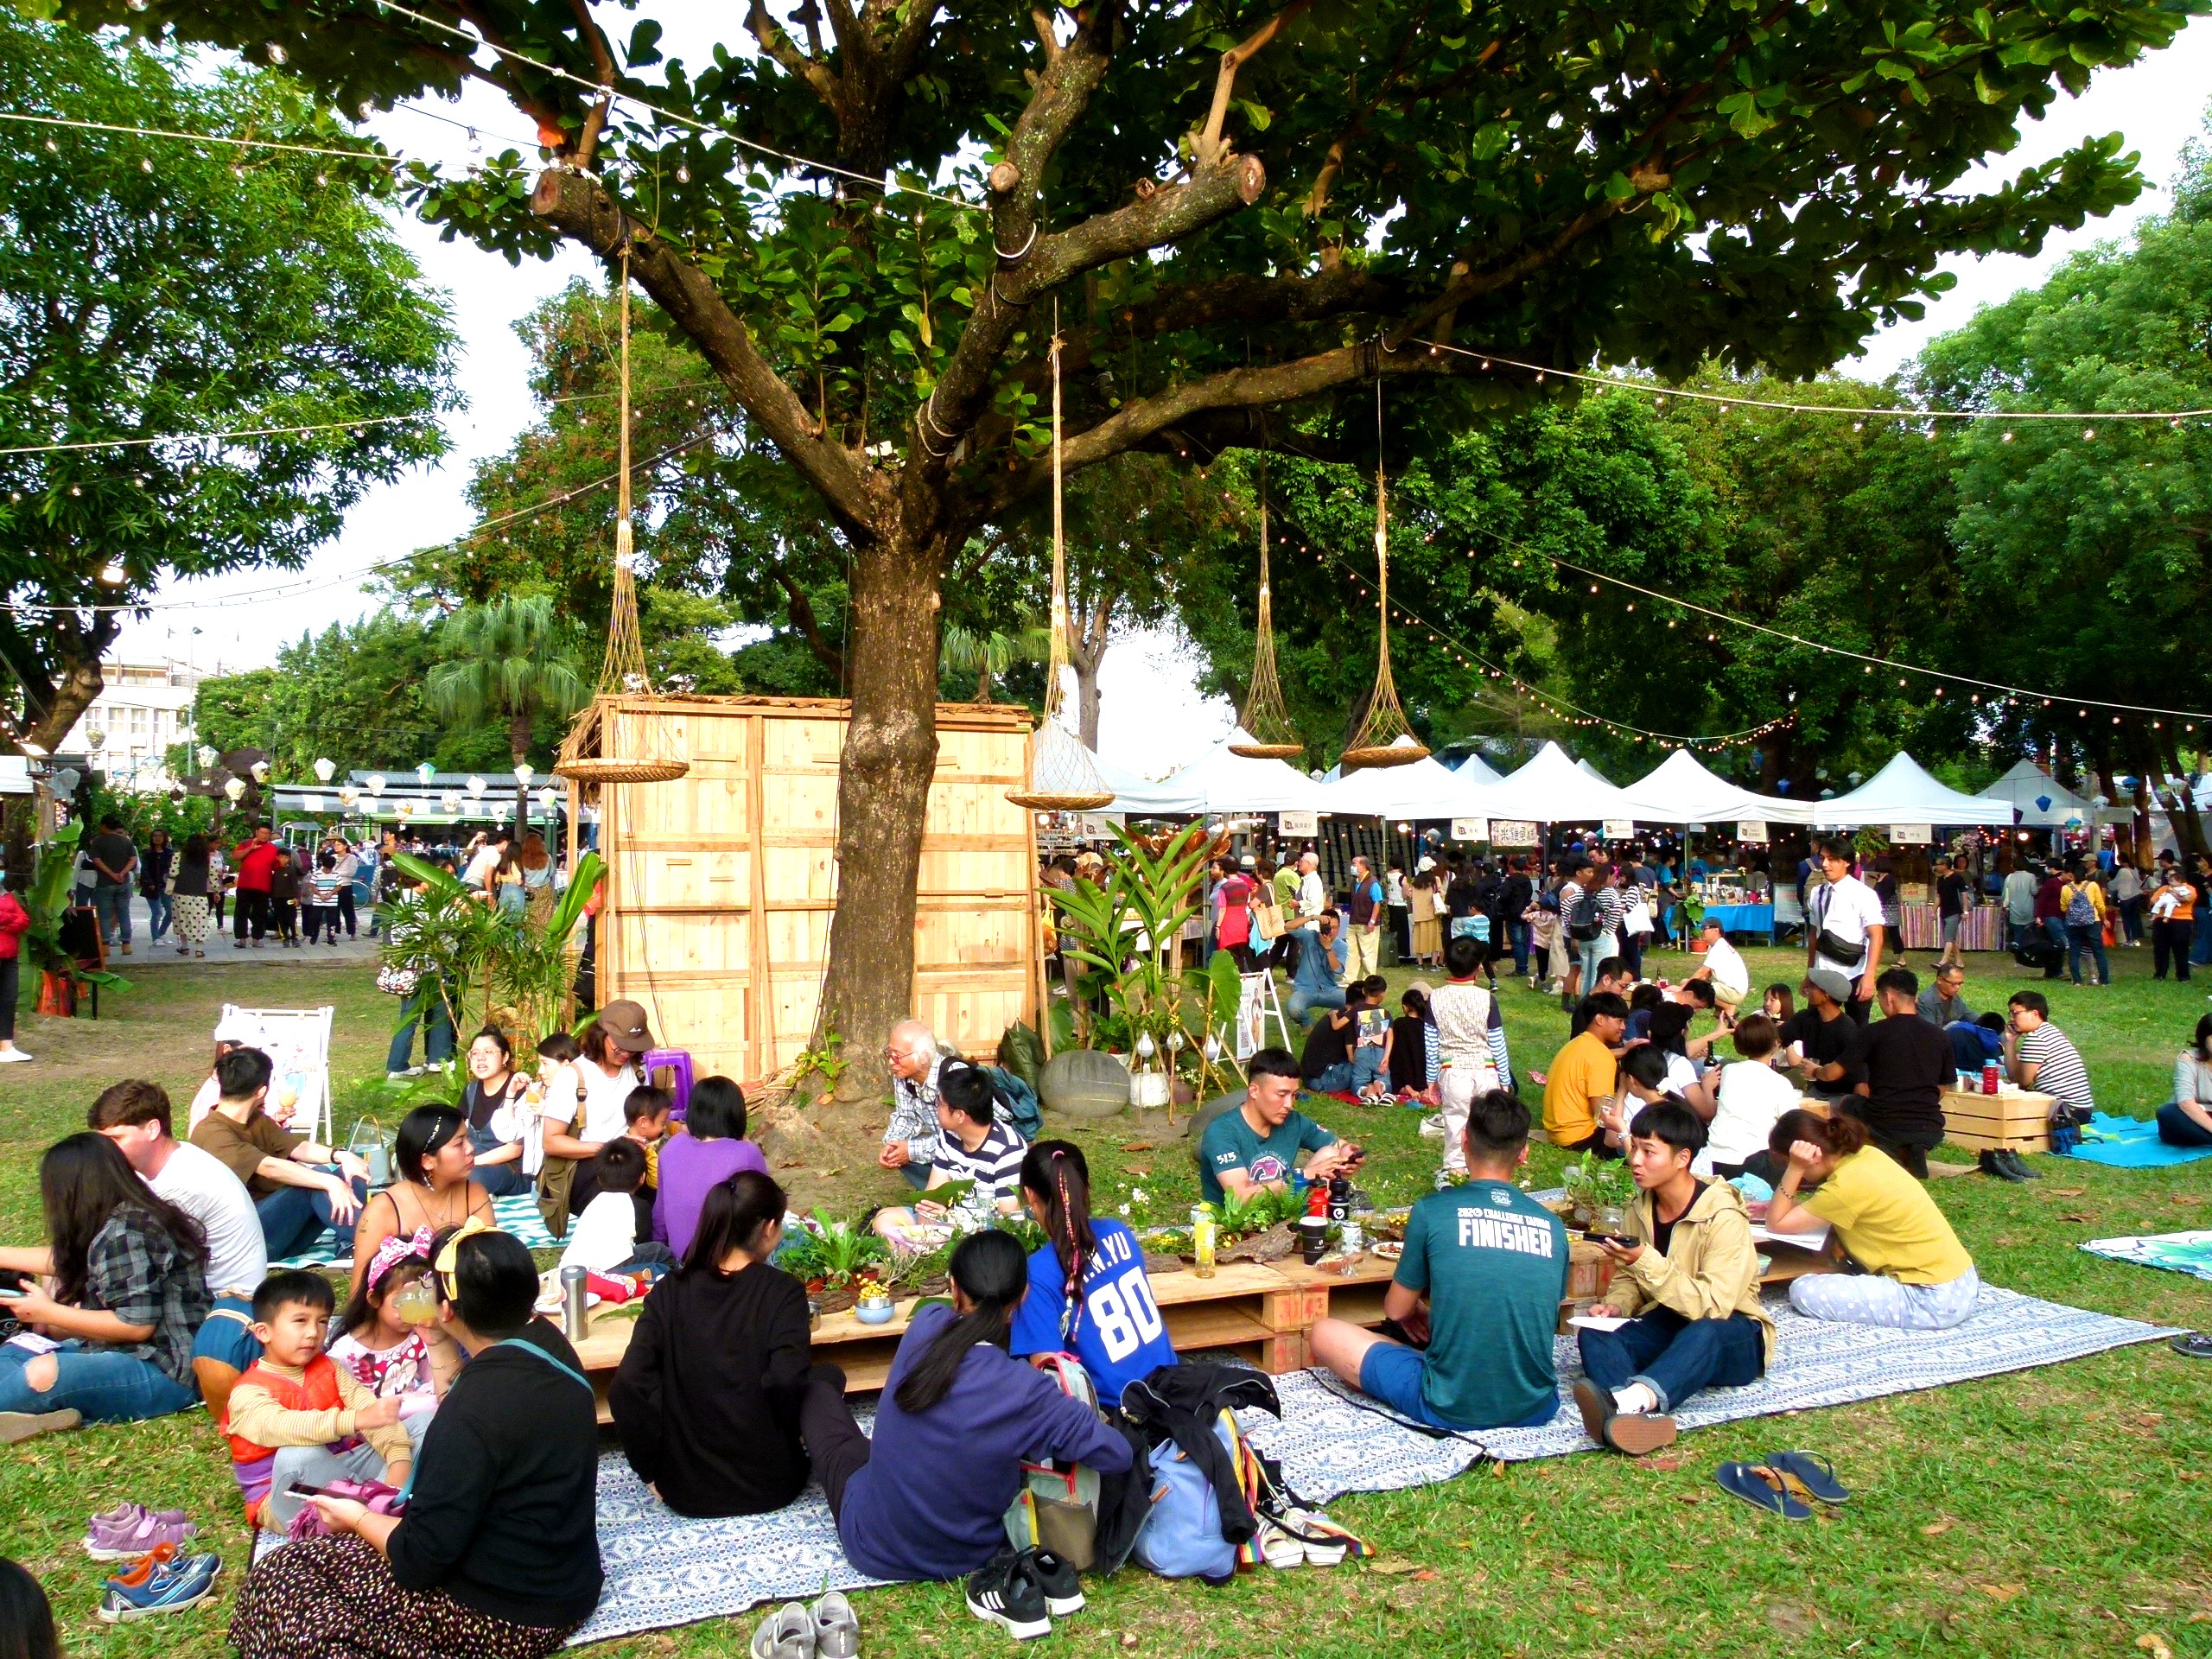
xmin=556 ymin=245 xmax=688 ymax=789
xmin=1338 ymin=396 xmax=1427 ymax=772
xmin=1006 ymin=312 xmax=1115 ymax=812
xmin=1228 ymin=489 xmax=1304 ymax=760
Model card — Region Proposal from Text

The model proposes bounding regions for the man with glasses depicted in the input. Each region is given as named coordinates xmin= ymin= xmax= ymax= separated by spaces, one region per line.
xmin=877 ymin=1020 xmax=948 ymax=1191
xmin=1808 ymin=841 xmax=1885 ymax=1025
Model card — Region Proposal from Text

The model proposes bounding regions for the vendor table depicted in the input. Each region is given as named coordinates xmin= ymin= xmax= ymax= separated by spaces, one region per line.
xmin=1698 ymin=901 xmax=1775 ymax=943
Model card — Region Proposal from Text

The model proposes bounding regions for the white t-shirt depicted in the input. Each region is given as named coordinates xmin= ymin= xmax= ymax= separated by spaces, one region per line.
xmin=461 ymin=845 xmax=502 ymax=890
xmin=1707 ymin=1060 xmax=1802 ymax=1167
xmin=559 ymin=1191 xmax=639 ymax=1274
xmin=149 ymin=1141 xmax=269 ymax=1295
xmin=1700 ymin=937 xmax=1750 ymax=1000
xmin=575 ymin=1057 xmax=641 ymax=1143
xmin=1297 ymin=870 xmax=1326 ymax=920
xmin=1811 ymin=874 xmax=1885 ymax=982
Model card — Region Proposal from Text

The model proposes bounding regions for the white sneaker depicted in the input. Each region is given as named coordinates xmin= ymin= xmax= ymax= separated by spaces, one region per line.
xmin=0 ymin=1049 xmax=31 ymax=1064
xmin=1418 ymin=1112 xmax=1446 ymax=1139
xmin=1256 ymin=1520 xmax=1306 ymax=1570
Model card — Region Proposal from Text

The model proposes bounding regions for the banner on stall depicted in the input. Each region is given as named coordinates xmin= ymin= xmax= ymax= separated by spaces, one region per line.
xmin=1276 ymin=810 xmax=1318 ymax=838
xmin=1737 ymin=819 xmax=1769 ymax=843
xmin=1891 ymin=823 xmax=1933 ymax=845
xmin=1449 ymin=817 xmax=1490 ymax=843
xmin=1491 ymin=819 xmax=1541 ymax=849
xmin=1601 ymin=818 xmax=1637 ymax=842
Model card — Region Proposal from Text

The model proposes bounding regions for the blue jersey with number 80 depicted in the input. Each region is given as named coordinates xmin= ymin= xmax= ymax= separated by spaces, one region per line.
xmin=1008 ymin=1217 xmax=1178 ymax=1406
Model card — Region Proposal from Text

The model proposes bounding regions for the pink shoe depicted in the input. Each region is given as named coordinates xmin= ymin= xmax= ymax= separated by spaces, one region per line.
xmin=84 ymin=1508 xmax=197 ymax=1562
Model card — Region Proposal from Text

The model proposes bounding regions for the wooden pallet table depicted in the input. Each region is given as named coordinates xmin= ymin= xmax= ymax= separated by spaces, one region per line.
xmin=1940 ymin=1086 xmax=2054 ymax=1154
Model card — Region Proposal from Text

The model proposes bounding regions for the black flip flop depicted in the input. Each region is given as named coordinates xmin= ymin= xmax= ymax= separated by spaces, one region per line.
xmin=1766 ymin=1450 xmax=1849 ymax=1504
xmin=2170 ymin=1332 xmax=2212 ymax=1360
xmin=1716 ymin=1462 xmax=1812 ymax=1520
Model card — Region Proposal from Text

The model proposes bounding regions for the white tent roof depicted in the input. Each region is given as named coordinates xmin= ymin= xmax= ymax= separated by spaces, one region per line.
xmin=1810 ymin=753 xmax=2013 ymax=828
xmin=1114 ymin=728 xmax=1328 ymax=815
xmin=1618 ymin=748 xmax=1815 ymax=826
xmin=1576 ymin=758 xmax=1614 ymax=785
xmin=1453 ymin=753 xmax=1506 ymax=787
xmin=1088 ymin=747 xmax=1196 ymax=815
xmin=1466 ymin=741 xmax=1647 ymax=823
xmin=1319 ymin=737 xmax=1493 ymax=818
xmin=1976 ymin=760 xmax=2102 ymax=828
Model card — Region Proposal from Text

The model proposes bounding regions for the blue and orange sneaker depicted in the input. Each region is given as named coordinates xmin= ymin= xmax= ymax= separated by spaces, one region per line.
xmin=98 ymin=1551 xmax=222 ymax=1623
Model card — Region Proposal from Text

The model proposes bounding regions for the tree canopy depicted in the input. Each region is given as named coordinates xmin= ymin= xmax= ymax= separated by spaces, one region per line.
xmin=0 ymin=14 xmax=457 ymax=753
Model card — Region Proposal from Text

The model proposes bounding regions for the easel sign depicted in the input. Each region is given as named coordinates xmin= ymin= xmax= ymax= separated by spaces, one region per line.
xmin=226 ymin=1003 xmax=336 ymax=1145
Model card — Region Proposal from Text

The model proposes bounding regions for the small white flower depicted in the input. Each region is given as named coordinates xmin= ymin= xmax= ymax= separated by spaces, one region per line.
xmin=1118 ymin=1204 xmax=1132 ymax=1217
xmin=1130 ymin=1187 xmax=1149 ymax=1206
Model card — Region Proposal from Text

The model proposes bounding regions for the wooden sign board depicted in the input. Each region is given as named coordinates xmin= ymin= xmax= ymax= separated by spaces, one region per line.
xmin=1491 ymin=819 xmax=1541 ymax=849
xmin=1449 ymin=817 xmax=1489 ymax=843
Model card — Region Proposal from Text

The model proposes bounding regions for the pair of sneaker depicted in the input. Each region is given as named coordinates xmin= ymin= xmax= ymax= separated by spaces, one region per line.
xmin=97 ymin=1542 xmax=222 ymax=1623
xmin=84 ymin=1503 xmax=197 ymax=1561
xmin=750 ymin=1590 xmax=860 ymax=1658
xmin=964 ymin=1548 xmax=1083 ymax=1642
xmin=1256 ymin=1506 xmax=1353 ymax=1569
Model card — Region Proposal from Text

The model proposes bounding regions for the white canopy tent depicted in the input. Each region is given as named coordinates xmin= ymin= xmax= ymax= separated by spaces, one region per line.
xmin=1577 ymin=758 xmax=1615 ymax=785
xmin=1976 ymin=759 xmax=2115 ymax=828
xmin=1618 ymin=748 xmax=1814 ymax=827
xmin=1115 ymin=728 xmax=1330 ymax=816
xmin=1318 ymin=736 xmax=1497 ymax=818
xmin=1087 ymin=747 xmax=1193 ymax=815
xmin=1453 ymin=752 xmax=1507 ymax=788
xmin=1809 ymin=753 xmax=2012 ymax=829
xmin=1467 ymin=741 xmax=1648 ymax=823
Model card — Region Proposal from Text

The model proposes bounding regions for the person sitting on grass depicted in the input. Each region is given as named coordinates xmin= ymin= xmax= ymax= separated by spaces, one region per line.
xmin=1762 ymin=1109 xmax=1980 ymax=1330
xmin=1307 ymin=1090 xmax=1564 ymax=1433
xmin=226 ymin=1269 xmax=418 ymax=1534
xmin=227 ymin=1224 xmax=603 ymax=1659
xmin=874 ymin=1062 xmax=1030 ymax=1249
xmin=1849 ymin=967 xmax=1956 ymax=1181
xmin=328 ymin=1236 xmax=451 ymax=1418
xmin=346 ymin=1105 xmax=497 ymax=1300
xmin=2004 ymin=990 xmax=2095 ymax=1125
xmin=1198 ymin=1047 xmax=1363 ymax=1205
xmin=611 ymin=1171 xmax=815 ymax=1519
xmin=1008 ymin=1141 xmax=1177 ymax=1408
xmin=1285 ymin=912 xmax=1349 ymax=1026
xmin=1786 ymin=969 xmax=1868 ymax=1101
xmin=87 ymin=1079 xmax=268 ymax=1420
xmin=1573 ymin=1101 xmax=1771 ymax=1457
xmin=1297 ymin=982 xmax=1365 ymax=1095
xmin=1542 ymin=993 xmax=1628 ymax=1158
xmin=1386 ymin=985 xmax=1439 ymax=1103
xmin=0 ymin=1556 xmax=57 ymax=1658
xmin=1705 ymin=1014 xmax=1799 ymax=1182
xmin=652 ymin=1076 xmax=770 ymax=1260
xmin=796 ymin=1229 xmax=1133 ymax=1596
xmin=189 ymin=1048 xmax=371 ymax=1264
xmin=2158 ymin=1013 xmax=2212 ymax=1148
xmin=1349 ymin=976 xmax=1395 ymax=1100
xmin=558 ymin=1137 xmax=658 ymax=1275
xmin=0 ymin=1133 xmax=210 ymax=1440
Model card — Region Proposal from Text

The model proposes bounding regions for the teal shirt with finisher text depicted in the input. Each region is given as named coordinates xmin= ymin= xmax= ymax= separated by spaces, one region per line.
xmin=1393 ymin=1179 xmax=1568 ymax=1430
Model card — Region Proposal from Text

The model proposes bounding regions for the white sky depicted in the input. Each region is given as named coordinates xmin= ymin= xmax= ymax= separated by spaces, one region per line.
xmin=116 ymin=16 xmax=2212 ymax=775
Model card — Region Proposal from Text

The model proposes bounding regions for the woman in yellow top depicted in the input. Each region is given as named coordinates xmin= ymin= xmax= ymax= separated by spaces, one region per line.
xmin=1763 ymin=1109 xmax=1980 ymax=1330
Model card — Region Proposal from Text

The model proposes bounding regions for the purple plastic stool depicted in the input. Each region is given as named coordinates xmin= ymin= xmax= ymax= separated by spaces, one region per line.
xmin=641 ymin=1049 xmax=695 ymax=1122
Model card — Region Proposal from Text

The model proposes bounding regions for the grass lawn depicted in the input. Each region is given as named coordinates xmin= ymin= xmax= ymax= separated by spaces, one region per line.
xmin=4 ymin=941 xmax=2211 ymax=1658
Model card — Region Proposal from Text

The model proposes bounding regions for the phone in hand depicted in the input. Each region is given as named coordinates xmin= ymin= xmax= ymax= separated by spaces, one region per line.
xmin=1587 ymin=1232 xmax=1635 ymax=1249
xmin=286 ymin=1482 xmax=329 ymax=1500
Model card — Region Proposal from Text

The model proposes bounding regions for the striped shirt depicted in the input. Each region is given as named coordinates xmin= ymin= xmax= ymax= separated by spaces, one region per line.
xmin=2018 ymin=1023 xmax=2094 ymax=1120
xmin=933 ymin=1121 xmax=1029 ymax=1213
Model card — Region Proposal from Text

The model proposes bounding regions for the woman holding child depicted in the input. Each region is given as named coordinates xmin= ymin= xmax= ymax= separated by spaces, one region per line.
xmin=346 ymin=1106 xmax=496 ymax=1300
xmin=229 ymin=1224 xmax=602 ymax=1659
xmin=611 ymin=1171 xmax=813 ymax=1516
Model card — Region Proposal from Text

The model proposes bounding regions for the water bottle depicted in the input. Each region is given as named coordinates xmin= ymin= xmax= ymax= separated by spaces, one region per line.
xmin=1191 ymin=1205 xmax=1217 ymax=1280
xmin=1327 ymin=1173 xmax=1351 ymax=1224
xmin=1981 ymin=1060 xmax=2000 ymax=1096
xmin=559 ymin=1265 xmax=590 ymax=1340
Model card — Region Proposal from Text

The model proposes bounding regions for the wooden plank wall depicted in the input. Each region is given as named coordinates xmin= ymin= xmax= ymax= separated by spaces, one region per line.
xmin=588 ymin=696 xmax=1039 ymax=1086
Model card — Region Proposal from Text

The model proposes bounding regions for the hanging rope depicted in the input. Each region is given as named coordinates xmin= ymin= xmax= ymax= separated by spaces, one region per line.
xmin=1230 ymin=470 xmax=1305 ymax=759
xmin=1341 ymin=384 xmax=1427 ymax=771
xmin=556 ymin=241 xmax=689 ymax=786
xmin=1007 ymin=305 xmax=1115 ymax=812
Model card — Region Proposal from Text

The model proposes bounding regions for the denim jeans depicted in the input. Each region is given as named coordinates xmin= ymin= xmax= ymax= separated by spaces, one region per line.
xmin=1307 ymin=1061 xmax=1355 ymax=1094
xmin=2156 ymin=1102 xmax=2212 ymax=1147
xmin=1577 ymin=1306 xmax=1766 ymax=1414
xmin=1351 ymin=1046 xmax=1386 ymax=1092
xmin=2193 ymin=906 xmax=2212 ymax=967
xmin=385 ymin=992 xmax=456 ymax=1073
xmin=2066 ymin=923 xmax=2110 ymax=986
xmin=1510 ymin=920 xmax=1531 ymax=976
xmin=2120 ymin=896 xmax=2145 ymax=944
xmin=91 ymin=882 xmax=132 ymax=944
xmin=257 ymin=1174 xmax=367 ymax=1260
xmin=1579 ymin=931 xmax=1619 ymax=992
xmin=0 ymin=1341 xmax=198 ymax=1423
xmin=1287 ymin=984 xmax=1347 ymax=1025
xmin=143 ymin=891 xmax=173 ymax=942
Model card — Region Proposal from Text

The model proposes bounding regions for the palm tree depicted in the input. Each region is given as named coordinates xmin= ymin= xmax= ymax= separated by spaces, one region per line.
xmin=426 ymin=596 xmax=589 ymax=835
xmin=942 ymin=620 xmax=1052 ymax=703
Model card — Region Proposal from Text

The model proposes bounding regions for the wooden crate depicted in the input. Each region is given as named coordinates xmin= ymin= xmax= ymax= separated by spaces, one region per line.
xmin=581 ymin=696 xmax=1040 ymax=1084
xmin=1941 ymin=1087 xmax=2054 ymax=1153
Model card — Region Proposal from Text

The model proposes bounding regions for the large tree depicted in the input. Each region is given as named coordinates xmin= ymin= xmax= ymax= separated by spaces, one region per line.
xmin=77 ymin=0 xmax=2190 ymax=1085
xmin=0 ymin=14 xmax=455 ymax=756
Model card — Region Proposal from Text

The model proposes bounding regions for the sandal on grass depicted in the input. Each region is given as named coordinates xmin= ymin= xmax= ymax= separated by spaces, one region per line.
xmin=1765 ymin=1450 xmax=1849 ymax=1504
xmin=2170 ymin=1332 xmax=2212 ymax=1360
xmin=1715 ymin=1462 xmax=1813 ymax=1520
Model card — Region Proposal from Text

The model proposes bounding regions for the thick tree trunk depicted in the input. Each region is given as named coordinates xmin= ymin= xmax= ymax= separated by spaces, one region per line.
xmin=820 ymin=528 xmax=945 ymax=1101
xmin=25 ymin=655 xmax=106 ymax=757
xmin=1072 ymin=652 xmax=1104 ymax=752
xmin=2152 ymin=726 xmax=2210 ymax=859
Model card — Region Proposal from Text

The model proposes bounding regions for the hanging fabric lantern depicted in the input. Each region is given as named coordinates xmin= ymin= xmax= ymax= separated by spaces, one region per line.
xmin=1228 ymin=485 xmax=1305 ymax=760
xmin=556 ymin=242 xmax=690 ymax=789
xmin=1339 ymin=401 xmax=1428 ymax=772
xmin=1007 ymin=310 xmax=1115 ymax=813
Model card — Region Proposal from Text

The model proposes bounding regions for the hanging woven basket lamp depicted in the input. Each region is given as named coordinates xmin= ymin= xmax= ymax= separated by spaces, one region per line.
xmin=1007 ymin=312 xmax=1116 ymax=813
xmin=1338 ymin=437 xmax=1428 ymax=772
xmin=1227 ymin=496 xmax=1306 ymax=760
xmin=556 ymin=243 xmax=689 ymax=790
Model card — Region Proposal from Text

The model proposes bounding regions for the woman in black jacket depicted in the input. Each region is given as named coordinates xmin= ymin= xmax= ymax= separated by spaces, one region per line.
xmin=228 ymin=1224 xmax=602 ymax=1659
xmin=610 ymin=1171 xmax=813 ymax=1516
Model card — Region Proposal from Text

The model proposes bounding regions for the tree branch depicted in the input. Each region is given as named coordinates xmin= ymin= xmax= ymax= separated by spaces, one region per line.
xmin=747 ymin=0 xmax=839 ymax=107
xmin=531 ymin=168 xmax=875 ymax=535
xmin=1194 ymin=0 xmax=1315 ymax=169
xmin=1382 ymin=199 xmax=1633 ymax=348
xmin=768 ymin=563 xmax=848 ymax=682
xmin=564 ymin=0 xmax=620 ymax=165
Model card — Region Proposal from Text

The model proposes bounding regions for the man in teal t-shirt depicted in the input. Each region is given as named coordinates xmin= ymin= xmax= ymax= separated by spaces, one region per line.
xmin=1197 ymin=1049 xmax=1357 ymax=1205
xmin=1309 ymin=1089 xmax=1566 ymax=1432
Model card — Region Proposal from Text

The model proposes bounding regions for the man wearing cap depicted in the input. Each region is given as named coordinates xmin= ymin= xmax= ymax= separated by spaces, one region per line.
xmin=1685 ymin=915 xmax=1750 ymax=1012
xmin=1785 ymin=969 xmax=1868 ymax=1100
xmin=188 ymin=1010 xmax=273 ymax=1135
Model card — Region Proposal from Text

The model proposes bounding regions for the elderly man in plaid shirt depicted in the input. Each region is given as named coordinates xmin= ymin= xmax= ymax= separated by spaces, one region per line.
xmin=877 ymin=1020 xmax=953 ymax=1191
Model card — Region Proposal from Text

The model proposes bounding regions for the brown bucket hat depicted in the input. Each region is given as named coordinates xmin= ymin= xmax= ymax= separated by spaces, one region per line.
xmin=594 ymin=998 xmax=655 ymax=1054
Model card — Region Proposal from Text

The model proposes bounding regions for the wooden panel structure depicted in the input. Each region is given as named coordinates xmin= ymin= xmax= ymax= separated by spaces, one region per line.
xmin=1940 ymin=1087 xmax=2055 ymax=1153
xmin=581 ymin=696 xmax=1040 ymax=1085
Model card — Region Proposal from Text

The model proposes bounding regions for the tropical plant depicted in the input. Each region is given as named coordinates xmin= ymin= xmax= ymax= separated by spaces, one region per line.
xmin=1045 ymin=823 xmax=1214 ymax=1056
xmin=424 ymin=596 xmax=590 ymax=832
xmin=489 ymin=849 xmax=606 ymax=1040
xmin=1562 ymin=1154 xmax=1636 ymax=1216
xmin=783 ymin=1218 xmax=889 ymax=1288
xmin=19 ymin=822 xmax=129 ymax=1001
xmin=940 ymin=620 xmax=1051 ymax=704
xmin=791 ymin=1028 xmax=849 ymax=1095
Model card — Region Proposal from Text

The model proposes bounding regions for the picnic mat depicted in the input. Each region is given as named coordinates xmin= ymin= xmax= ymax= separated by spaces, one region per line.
xmin=2058 ymin=1112 xmax=2212 ymax=1169
xmin=269 ymin=1192 xmax=558 ymax=1271
xmin=2082 ymin=1230 xmax=2212 ymax=1283
xmin=567 ymin=1283 xmax=2171 ymax=1644
xmin=1292 ymin=1283 xmax=2177 ymax=1468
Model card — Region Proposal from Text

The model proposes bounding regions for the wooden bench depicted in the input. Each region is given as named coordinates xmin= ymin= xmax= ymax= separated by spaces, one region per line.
xmin=1940 ymin=1086 xmax=2054 ymax=1154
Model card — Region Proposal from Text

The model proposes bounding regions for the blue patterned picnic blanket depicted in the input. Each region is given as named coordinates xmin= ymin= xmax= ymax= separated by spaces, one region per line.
xmin=270 ymin=1192 xmax=557 ymax=1271
xmin=2081 ymin=1230 xmax=2212 ymax=1282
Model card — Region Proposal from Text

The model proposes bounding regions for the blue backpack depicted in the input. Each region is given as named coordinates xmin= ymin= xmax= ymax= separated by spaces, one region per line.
xmin=985 ymin=1066 xmax=1044 ymax=1141
xmin=1131 ymin=1416 xmax=1242 ymax=1584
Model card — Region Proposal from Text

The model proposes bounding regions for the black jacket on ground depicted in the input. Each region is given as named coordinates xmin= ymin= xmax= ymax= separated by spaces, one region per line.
xmin=385 ymin=1318 xmax=603 ymax=1628
xmin=608 ymin=1260 xmax=814 ymax=1517
xmin=1120 ymin=1363 xmax=1280 ymax=1546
